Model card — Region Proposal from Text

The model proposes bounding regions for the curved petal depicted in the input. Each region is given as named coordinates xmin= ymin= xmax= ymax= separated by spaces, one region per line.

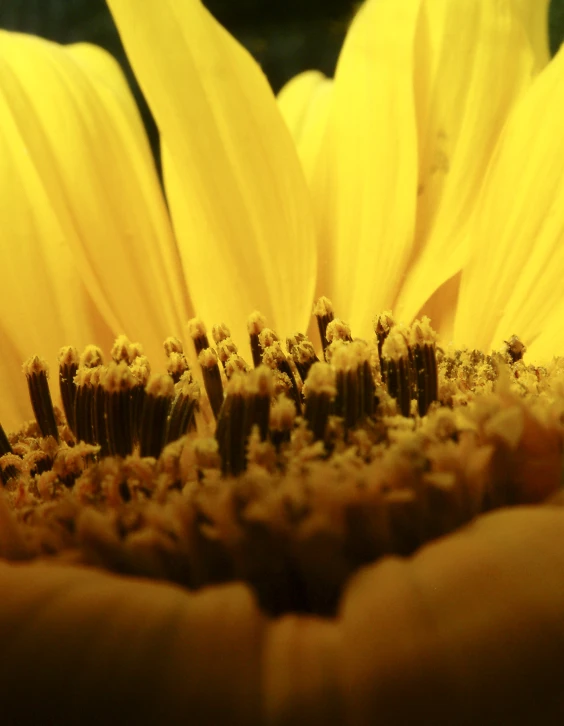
xmin=310 ymin=0 xmax=420 ymax=337
xmin=0 ymin=32 xmax=188 ymax=393
xmin=454 ymin=45 xmax=564 ymax=353
xmin=108 ymin=0 xmax=316 ymax=349
xmin=394 ymin=0 xmax=543 ymax=328
xmin=512 ymin=0 xmax=550 ymax=72
xmin=277 ymin=70 xmax=333 ymax=185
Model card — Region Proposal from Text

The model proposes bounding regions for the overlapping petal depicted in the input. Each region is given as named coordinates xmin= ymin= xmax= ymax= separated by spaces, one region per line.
xmin=0 ymin=32 xmax=188 ymax=429
xmin=394 ymin=0 xmax=546 ymax=329
xmin=277 ymin=70 xmax=333 ymax=186
xmin=108 ymin=0 xmax=317 ymax=349
xmin=310 ymin=0 xmax=420 ymax=337
xmin=454 ymin=45 xmax=564 ymax=355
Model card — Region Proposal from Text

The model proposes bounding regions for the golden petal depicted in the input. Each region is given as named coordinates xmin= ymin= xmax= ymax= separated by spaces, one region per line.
xmin=277 ymin=70 xmax=333 ymax=185
xmin=454 ymin=46 xmax=564 ymax=352
xmin=108 ymin=0 xmax=317 ymax=348
xmin=0 ymin=32 xmax=188 ymax=390
xmin=310 ymin=0 xmax=420 ymax=336
xmin=395 ymin=0 xmax=542 ymax=328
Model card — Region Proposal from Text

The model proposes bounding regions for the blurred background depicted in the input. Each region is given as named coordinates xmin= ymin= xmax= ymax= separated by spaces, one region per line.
xmin=2 ymin=0 xmax=564 ymax=161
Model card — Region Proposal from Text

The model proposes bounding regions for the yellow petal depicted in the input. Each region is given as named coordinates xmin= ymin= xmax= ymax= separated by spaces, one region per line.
xmin=454 ymin=45 xmax=564 ymax=353
xmin=277 ymin=70 xmax=333 ymax=185
xmin=0 ymin=32 xmax=188 ymax=388
xmin=394 ymin=0 xmax=543 ymax=328
xmin=108 ymin=0 xmax=317 ymax=348
xmin=311 ymin=0 xmax=420 ymax=337
xmin=511 ymin=0 xmax=551 ymax=72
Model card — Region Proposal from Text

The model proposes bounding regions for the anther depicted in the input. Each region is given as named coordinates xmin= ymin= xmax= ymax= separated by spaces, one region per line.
xmin=332 ymin=341 xmax=375 ymax=431
xmin=374 ymin=311 xmax=395 ymax=360
xmin=258 ymin=327 xmax=279 ymax=351
xmin=188 ymin=318 xmax=210 ymax=356
xmin=326 ymin=318 xmax=352 ymax=345
xmin=163 ymin=336 xmax=184 ymax=357
xmin=80 ymin=345 xmax=104 ymax=369
xmin=130 ymin=356 xmax=151 ymax=444
xmin=287 ymin=334 xmax=319 ymax=383
xmin=0 ymin=423 xmax=12 ymax=457
xmin=103 ymin=362 xmax=136 ymax=457
xmin=215 ymin=367 xmax=272 ymax=476
xmin=212 ymin=323 xmax=231 ymax=345
xmin=58 ymin=346 xmax=79 ymax=436
xmin=0 ymin=454 xmax=21 ymax=485
xmin=198 ymin=347 xmax=224 ymax=420
xmin=139 ymin=375 xmax=175 ymax=458
xmin=111 ymin=335 xmax=143 ymax=364
xmin=269 ymin=396 xmax=296 ymax=449
xmin=247 ymin=311 xmax=267 ymax=367
xmin=0 ymin=425 xmax=18 ymax=484
xmin=262 ymin=342 xmax=302 ymax=414
xmin=381 ymin=330 xmax=412 ymax=417
xmin=166 ymin=351 xmax=190 ymax=383
xmin=73 ymin=368 xmax=96 ymax=445
xmin=313 ymin=296 xmax=334 ymax=356
xmin=225 ymin=354 xmax=250 ymax=380
xmin=408 ymin=318 xmax=438 ymax=416
xmin=91 ymin=366 xmax=110 ymax=455
xmin=23 ymin=356 xmax=59 ymax=442
xmin=216 ymin=338 xmax=239 ymax=368
xmin=504 ymin=335 xmax=527 ymax=363
xmin=303 ymin=362 xmax=337 ymax=441
xmin=165 ymin=372 xmax=200 ymax=445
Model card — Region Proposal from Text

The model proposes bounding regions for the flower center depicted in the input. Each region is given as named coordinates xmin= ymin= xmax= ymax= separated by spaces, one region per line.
xmin=0 ymin=298 xmax=560 ymax=616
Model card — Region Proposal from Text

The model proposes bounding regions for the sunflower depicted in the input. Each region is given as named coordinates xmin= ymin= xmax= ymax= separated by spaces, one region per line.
xmin=1 ymin=0 xmax=562 ymax=424
xmin=2 ymin=0 xmax=564 ymax=722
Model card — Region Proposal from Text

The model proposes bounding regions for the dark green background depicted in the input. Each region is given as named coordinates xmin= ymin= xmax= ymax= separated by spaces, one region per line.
xmin=2 ymin=0 xmax=563 ymax=160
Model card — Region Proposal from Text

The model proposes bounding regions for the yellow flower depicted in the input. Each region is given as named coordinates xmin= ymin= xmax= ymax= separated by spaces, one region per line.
xmin=0 ymin=0 xmax=560 ymax=431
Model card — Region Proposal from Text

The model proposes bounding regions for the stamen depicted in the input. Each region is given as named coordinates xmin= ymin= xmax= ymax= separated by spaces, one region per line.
xmin=166 ymin=351 xmax=190 ymax=383
xmin=139 ymin=375 xmax=175 ymax=458
xmin=303 ymin=362 xmax=337 ymax=442
xmin=0 ymin=425 xmax=17 ymax=485
xmin=262 ymin=342 xmax=302 ymax=414
xmin=165 ymin=372 xmax=200 ymax=445
xmin=212 ymin=323 xmax=231 ymax=345
xmin=286 ymin=333 xmax=319 ymax=382
xmin=408 ymin=318 xmax=439 ymax=416
xmin=111 ymin=334 xmax=143 ymax=364
xmin=332 ymin=341 xmax=376 ymax=431
xmin=269 ymin=396 xmax=296 ymax=449
xmin=374 ymin=310 xmax=395 ymax=359
xmin=80 ymin=345 xmax=104 ymax=368
xmin=381 ymin=329 xmax=412 ymax=417
xmin=504 ymin=335 xmax=527 ymax=363
xmin=73 ymin=367 xmax=96 ymax=445
xmin=22 ymin=356 xmax=59 ymax=442
xmin=247 ymin=311 xmax=267 ymax=368
xmin=225 ymin=354 xmax=250 ymax=380
xmin=313 ymin=296 xmax=334 ymax=356
xmin=258 ymin=327 xmax=279 ymax=351
xmin=188 ymin=317 xmax=210 ymax=355
xmin=216 ymin=338 xmax=239 ymax=369
xmin=91 ymin=366 xmax=110 ymax=456
xmin=103 ymin=361 xmax=135 ymax=458
xmin=130 ymin=355 xmax=151 ymax=445
xmin=326 ymin=318 xmax=352 ymax=345
xmin=58 ymin=346 xmax=79 ymax=436
xmin=0 ymin=454 xmax=21 ymax=485
xmin=0 ymin=423 xmax=12 ymax=456
xmin=198 ymin=348 xmax=224 ymax=420
xmin=215 ymin=367 xmax=272 ymax=476
xmin=163 ymin=336 xmax=184 ymax=357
